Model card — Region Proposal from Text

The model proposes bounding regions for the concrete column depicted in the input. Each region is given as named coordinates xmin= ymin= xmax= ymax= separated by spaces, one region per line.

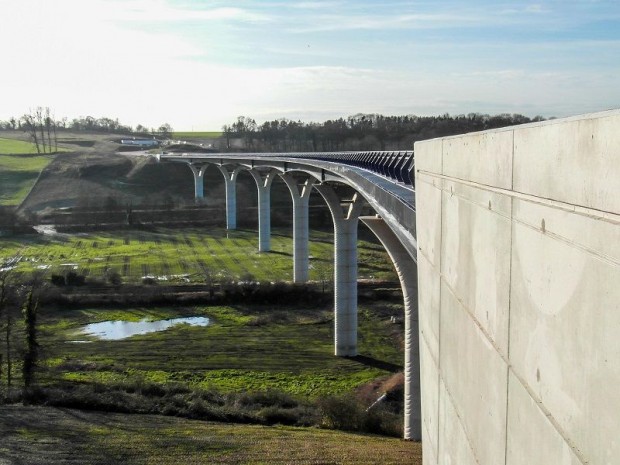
xmin=361 ymin=216 xmax=420 ymax=441
xmin=216 ymin=165 xmax=240 ymax=230
xmin=314 ymin=185 xmax=364 ymax=357
xmin=280 ymin=175 xmax=314 ymax=283
xmin=188 ymin=164 xmax=206 ymax=199
xmin=249 ymin=170 xmax=277 ymax=252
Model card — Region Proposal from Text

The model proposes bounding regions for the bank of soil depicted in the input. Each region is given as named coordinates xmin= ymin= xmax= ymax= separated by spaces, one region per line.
xmin=0 ymin=405 xmax=422 ymax=465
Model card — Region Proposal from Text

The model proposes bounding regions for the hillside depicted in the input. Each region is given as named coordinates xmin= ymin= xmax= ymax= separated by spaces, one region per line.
xmin=0 ymin=405 xmax=422 ymax=464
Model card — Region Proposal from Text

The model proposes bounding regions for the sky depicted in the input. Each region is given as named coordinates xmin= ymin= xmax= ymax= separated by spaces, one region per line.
xmin=0 ymin=0 xmax=619 ymax=130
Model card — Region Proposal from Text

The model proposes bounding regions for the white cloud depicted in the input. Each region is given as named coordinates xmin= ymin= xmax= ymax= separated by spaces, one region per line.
xmin=98 ymin=1 xmax=272 ymax=23
xmin=0 ymin=0 xmax=618 ymax=129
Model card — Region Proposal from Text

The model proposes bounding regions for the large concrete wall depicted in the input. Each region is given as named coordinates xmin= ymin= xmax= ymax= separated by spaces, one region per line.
xmin=414 ymin=110 xmax=620 ymax=465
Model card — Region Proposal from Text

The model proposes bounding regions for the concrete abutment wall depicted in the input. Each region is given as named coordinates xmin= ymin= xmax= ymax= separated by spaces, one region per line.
xmin=415 ymin=110 xmax=620 ymax=465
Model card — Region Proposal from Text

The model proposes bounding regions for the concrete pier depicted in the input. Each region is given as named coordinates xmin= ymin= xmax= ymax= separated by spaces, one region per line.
xmin=361 ymin=216 xmax=420 ymax=441
xmin=315 ymin=185 xmax=364 ymax=357
xmin=280 ymin=174 xmax=314 ymax=283
xmin=188 ymin=164 xmax=206 ymax=199
xmin=215 ymin=165 xmax=240 ymax=230
xmin=249 ymin=169 xmax=277 ymax=253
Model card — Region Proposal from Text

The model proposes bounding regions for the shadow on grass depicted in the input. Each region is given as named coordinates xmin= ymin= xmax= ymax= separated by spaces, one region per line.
xmin=266 ymin=250 xmax=293 ymax=257
xmin=350 ymin=355 xmax=402 ymax=373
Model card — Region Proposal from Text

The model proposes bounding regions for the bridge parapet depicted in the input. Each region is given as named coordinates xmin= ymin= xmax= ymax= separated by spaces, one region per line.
xmin=278 ymin=150 xmax=414 ymax=186
xmin=415 ymin=109 xmax=620 ymax=465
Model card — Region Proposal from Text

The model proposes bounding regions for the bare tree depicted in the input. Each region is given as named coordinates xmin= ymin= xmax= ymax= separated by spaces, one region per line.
xmin=22 ymin=290 xmax=38 ymax=391
xmin=0 ymin=270 xmax=8 ymax=389
xmin=0 ymin=268 xmax=16 ymax=395
xmin=52 ymin=112 xmax=58 ymax=152
xmin=20 ymin=107 xmax=59 ymax=154
xmin=21 ymin=113 xmax=40 ymax=154
xmin=45 ymin=107 xmax=54 ymax=153
xmin=35 ymin=107 xmax=46 ymax=153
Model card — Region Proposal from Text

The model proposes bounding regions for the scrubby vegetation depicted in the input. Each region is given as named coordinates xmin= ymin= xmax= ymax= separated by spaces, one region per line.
xmin=2 ymin=295 xmax=407 ymax=437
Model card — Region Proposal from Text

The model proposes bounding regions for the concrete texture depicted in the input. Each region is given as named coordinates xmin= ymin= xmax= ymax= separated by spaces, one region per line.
xmin=415 ymin=109 xmax=620 ymax=465
xmin=249 ymin=169 xmax=277 ymax=252
xmin=188 ymin=164 xmax=205 ymax=199
xmin=315 ymin=185 xmax=363 ymax=357
xmin=215 ymin=165 xmax=239 ymax=230
xmin=361 ymin=216 xmax=420 ymax=440
xmin=281 ymin=175 xmax=314 ymax=283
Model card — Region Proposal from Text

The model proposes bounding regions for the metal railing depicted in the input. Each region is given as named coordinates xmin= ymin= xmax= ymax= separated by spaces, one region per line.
xmin=272 ymin=151 xmax=414 ymax=187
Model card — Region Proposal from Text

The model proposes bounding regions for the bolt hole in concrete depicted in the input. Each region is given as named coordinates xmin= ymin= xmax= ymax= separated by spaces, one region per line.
xmin=72 ymin=317 xmax=210 ymax=342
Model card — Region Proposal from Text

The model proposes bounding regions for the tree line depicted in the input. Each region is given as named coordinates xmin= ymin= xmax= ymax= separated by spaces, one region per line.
xmin=0 ymin=108 xmax=173 ymax=151
xmin=2 ymin=109 xmax=545 ymax=152
xmin=222 ymin=112 xmax=546 ymax=152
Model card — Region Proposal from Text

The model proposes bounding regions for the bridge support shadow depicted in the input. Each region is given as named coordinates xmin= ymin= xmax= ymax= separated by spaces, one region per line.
xmin=349 ymin=355 xmax=403 ymax=373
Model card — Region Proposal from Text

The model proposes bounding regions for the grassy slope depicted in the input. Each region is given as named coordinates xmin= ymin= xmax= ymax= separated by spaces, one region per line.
xmin=0 ymin=136 xmax=71 ymax=206
xmin=0 ymin=405 xmax=422 ymax=465
xmin=0 ymin=137 xmax=40 ymax=154
xmin=0 ymin=153 xmax=53 ymax=205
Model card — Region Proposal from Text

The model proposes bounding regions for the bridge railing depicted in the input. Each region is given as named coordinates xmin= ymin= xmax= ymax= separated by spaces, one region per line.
xmin=273 ymin=151 xmax=414 ymax=187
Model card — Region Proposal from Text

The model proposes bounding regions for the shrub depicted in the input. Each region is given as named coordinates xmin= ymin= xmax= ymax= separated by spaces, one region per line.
xmin=51 ymin=274 xmax=66 ymax=286
xmin=105 ymin=269 xmax=122 ymax=286
xmin=65 ymin=271 xmax=86 ymax=286
xmin=318 ymin=395 xmax=363 ymax=431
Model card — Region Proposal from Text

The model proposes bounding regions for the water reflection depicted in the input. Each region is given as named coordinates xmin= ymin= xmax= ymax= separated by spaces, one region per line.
xmin=81 ymin=316 xmax=210 ymax=340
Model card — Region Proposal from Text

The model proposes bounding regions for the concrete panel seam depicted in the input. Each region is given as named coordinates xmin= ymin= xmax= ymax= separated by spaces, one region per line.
xmin=441 ymin=276 xmax=510 ymax=362
xmin=433 ymin=176 xmax=620 ymax=267
xmin=506 ymin=366 xmax=588 ymax=465
xmin=416 ymin=175 xmax=444 ymax=197
xmin=436 ymin=141 xmax=444 ymax=462
xmin=418 ymin=248 xmax=440 ymax=275
xmin=515 ymin=216 xmax=619 ymax=267
xmin=439 ymin=378 xmax=482 ymax=465
xmin=419 ymin=171 xmax=620 ymax=221
xmin=421 ymin=327 xmax=439 ymax=369
xmin=422 ymin=420 xmax=436 ymax=461
xmin=503 ymin=193 xmax=514 ymax=465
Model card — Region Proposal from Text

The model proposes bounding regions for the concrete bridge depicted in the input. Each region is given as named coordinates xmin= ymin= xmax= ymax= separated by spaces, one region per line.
xmin=160 ymin=109 xmax=620 ymax=465
xmin=159 ymin=148 xmax=420 ymax=440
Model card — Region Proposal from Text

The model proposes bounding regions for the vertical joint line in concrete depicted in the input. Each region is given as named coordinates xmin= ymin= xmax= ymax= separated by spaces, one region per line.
xmin=503 ymin=129 xmax=516 ymax=465
xmin=435 ymin=137 xmax=445 ymax=464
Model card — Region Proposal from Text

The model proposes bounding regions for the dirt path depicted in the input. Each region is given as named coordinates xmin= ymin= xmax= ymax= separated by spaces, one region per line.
xmin=0 ymin=405 xmax=422 ymax=464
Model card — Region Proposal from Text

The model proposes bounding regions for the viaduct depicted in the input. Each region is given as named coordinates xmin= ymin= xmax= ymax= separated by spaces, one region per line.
xmin=160 ymin=110 xmax=619 ymax=465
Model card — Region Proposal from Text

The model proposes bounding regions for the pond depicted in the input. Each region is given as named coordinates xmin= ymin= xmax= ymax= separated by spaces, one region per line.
xmin=78 ymin=316 xmax=210 ymax=341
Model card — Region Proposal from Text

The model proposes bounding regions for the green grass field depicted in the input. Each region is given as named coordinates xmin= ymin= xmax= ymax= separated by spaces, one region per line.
xmin=0 ymin=227 xmax=396 ymax=283
xmin=0 ymin=137 xmax=40 ymax=154
xmin=172 ymin=131 xmax=222 ymax=139
xmin=0 ymin=153 xmax=54 ymax=205
xmin=0 ymin=406 xmax=422 ymax=464
xmin=39 ymin=301 xmax=403 ymax=397
xmin=0 ymin=226 xmax=411 ymax=458
xmin=0 ymin=137 xmax=70 ymax=155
